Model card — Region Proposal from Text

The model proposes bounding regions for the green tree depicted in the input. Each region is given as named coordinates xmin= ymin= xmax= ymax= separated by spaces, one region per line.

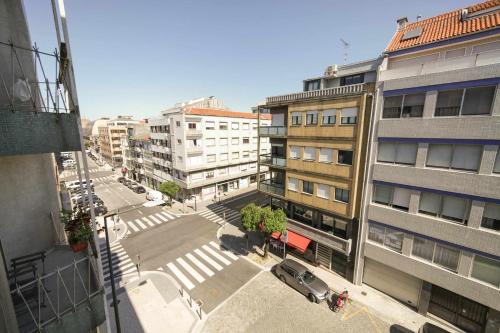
xmin=240 ymin=204 xmax=287 ymax=258
xmin=158 ymin=181 xmax=180 ymax=206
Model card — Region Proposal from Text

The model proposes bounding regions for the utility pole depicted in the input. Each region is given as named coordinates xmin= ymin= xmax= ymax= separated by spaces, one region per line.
xmin=340 ymin=38 xmax=350 ymax=65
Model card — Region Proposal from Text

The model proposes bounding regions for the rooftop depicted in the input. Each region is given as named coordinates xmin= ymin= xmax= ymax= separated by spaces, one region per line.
xmin=386 ymin=0 xmax=500 ymax=53
xmin=186 ymin=108 xmax=271 ymax=120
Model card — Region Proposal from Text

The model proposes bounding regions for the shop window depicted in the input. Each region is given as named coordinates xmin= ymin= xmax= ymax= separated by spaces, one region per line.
xmin=292 ymin=205 xmax=313 ymax=226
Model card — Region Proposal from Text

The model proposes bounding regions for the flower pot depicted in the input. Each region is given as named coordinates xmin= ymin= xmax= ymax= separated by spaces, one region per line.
xmin=70 ymin=242 xmax=88 ymax=252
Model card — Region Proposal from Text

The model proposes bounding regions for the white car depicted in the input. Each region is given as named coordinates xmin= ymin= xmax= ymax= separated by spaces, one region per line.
xmin=63 ymin=159 xmax=76 ymax=167
xmin=146 ymin=190 xmax=162 ymax=201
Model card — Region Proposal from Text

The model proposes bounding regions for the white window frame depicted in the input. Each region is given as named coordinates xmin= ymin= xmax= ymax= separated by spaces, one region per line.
xmin=290 ymin=146 xmax=301 ymax=160
xmin=303 ymin=147 xmax=315 ymax=161
xmin=317 ymin=184 xmax=330 ymax=199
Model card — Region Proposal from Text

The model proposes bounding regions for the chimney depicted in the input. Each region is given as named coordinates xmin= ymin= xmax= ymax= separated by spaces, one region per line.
xmin=397 ymin=17 xmax=408 ymax=30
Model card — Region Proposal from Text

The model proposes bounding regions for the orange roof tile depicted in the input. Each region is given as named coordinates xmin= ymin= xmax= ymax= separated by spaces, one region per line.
xmin=186 ymin=108 xmax=271 ymax=119
xmin=386 ymin=0 xmax=500 ymax=53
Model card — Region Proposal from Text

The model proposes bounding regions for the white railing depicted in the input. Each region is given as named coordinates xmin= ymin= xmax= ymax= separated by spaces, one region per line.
xmin=266 ymin=83 xmax=365 ymax=104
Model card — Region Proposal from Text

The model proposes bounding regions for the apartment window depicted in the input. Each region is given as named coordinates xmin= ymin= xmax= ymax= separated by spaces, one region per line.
xmin=319 ymin=148 xmax=333 ymax=163
xmin=317 ymin=184 xmax=329 ymax=199
xmin=242 ymin=151 xmax=250 ymax=158
xmin=340 ymin=108 xmax=358 ymax=124
xmin=335 ymin=188 xmax=349 ymax=203
xmin=252 ymin=137 xmax=258 ymax=144
xmin=232 ymin=152 xmax=239 ymax=159
xmin=368 ymin=224 xmax=403 ymax=252
xmin=219 ymin=168 xmax=228 ymax=175
xmin=177 ymin=156 xmax=183 ymax=162
xmin=177 ymin=139 xmax=182 ymax=145
xmin=338 ymin=150 xmax=353 ymax=165
xmin=482 ymin=203 xmax=500 ymax=232
xmin=412 ymin=237 xmax=460 ymax=271
xmin=378 ymin=142 xmax=418 ymax=165
xmin=188 ymin=123 xmax=197 ymax=129
xmin=322 ymin=109 xmax=336 ymax=125
xmin=219 ymin=122 xmax=228 ymax=130
xmin=340 ymin=73 xmax=364 ymax=86
xmin=231 ymin=137 xmax=239 ymax=145
xmin=303 ymin=147 xmax=315 ymax=161
xmin=306 ymin=111 xmax=318 ymax=125
xmin=373 ymin=184 xmax=411 ymax=211
xmin=302 ymin=181 xmax=313 ymax=195
xmin=435 ymin=86 xmax=495 ymax=116
xmin=305 ymin=79 xmax=320 ymax=91
xmin=288 ymin=178 xmax=299 ymax=191
xmin=206 ymin=138 xmax=216 ymax=147
xmin=471 ymin=255 xmax=500 ymax=288
xmin=383 ymin=94 xmax=425 ymax=118
xmin=241 ymin=164 xmax=248 ymax=171
xmin=292 ymin=205 xmax=313 ymax=226
xmin=207 ymin=154 xmax=216 ymax=163
xmin=494 ymin=149 xmax=500 ymax=173
xmin=243 ymin=137 xmax=250 ymax=144
xmin=206 ymin=121 xmax=215 ymax=130
xmin=419 ymin=192 xmax=469 ymax=224
xmin=320 ymin=215 xmax=348 ymax=239
xmin=220 ymin=138 xmax=228 ymax=146
xmin=242 ymin=123 xmax=250 ymax=130
xmin=291 ymin=112 xmax=302 ymax=125
xmin=412 ymin=237 xmax=435 ymax=261
xmin=426 ymin=144 xmax=482 ymax=171
xmin=231 ymin=122 xmax=239 ymax=130
xmin=290 ymin=146 xmax=301 ymax=159
xmin=176 ymin=121 xmax=181 ymax=127
xmin=206 ymin=170 xmax=215 ymax=178
xmin=220 ymin=153 xmax=228 ymax=161
xmin=383 ymin=96 xmax=403 ymax=118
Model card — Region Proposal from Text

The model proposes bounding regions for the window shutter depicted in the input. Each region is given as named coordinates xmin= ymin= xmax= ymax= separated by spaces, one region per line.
xmin=395 ymin=143 xmax=418 ymax=164
xmin=378 ymin=142 xmax=396 ymax=163
xmin=451 ymin=145 xmax=482 ymax=171
xmin=317 ymin=184 xmax=329 ymax=199
xmin=427 ymin=144 xmax=452 ymax=168
xmin=419 ymin=192 xmax=441 ymax=215
xmin=441 ymin=196 xmax=467 ymax=222
xmin=392 ymin=187 xmax=411 ymax=209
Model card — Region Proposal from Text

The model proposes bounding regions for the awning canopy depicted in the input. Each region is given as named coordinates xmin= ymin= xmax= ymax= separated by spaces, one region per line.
xmin=287 ymin=231 xmax=311 ymax=253
xmin=271 ymin=232 xmax=281 ymax=239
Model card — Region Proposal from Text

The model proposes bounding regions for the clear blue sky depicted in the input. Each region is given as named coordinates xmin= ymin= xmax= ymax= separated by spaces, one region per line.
xmin=24 ymin=0 xmax=473 ymax=121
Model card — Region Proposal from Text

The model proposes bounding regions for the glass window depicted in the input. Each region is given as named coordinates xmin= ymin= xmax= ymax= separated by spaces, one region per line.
xmin=471 ymin=255 xmax=500 ymax=287
xmin=232 ymin=152 xmax=239 ymax=159
xmin=433 ymin=244 xmax=460 ymax=271
xmin=206 ymin=138 xmax=216 ymax=146
xmin=451 ymin=145 xmax=482 ymax=171
xmin=494 ymin=149 xmax=500 ymax=173
xmin=441 ymin=196 xmax=468 ymax=223
xmin=288 ymin=178 xmax=299 ymax=191
xmin=320 ymin=215 xmax=335 ymax=233
xmin=305 ymin=80 xmax=320 ymax=91
xmin=303 ymin=147 xmax=315 ymax=161
xmin=302 ymin=181 xmax=314 ymax=195
xmin=435 ymin=89 xmax=463 ymax=116
xmin=292 ymin=205 xmax=313 ymax=226
xmin=383 ymin=96 xmax=403 ymax=118
xmin=220 ymin=153 xmax=228 ymax=161
xmin=395 ymin=142 xmax=418 ymax=165
xmin=335 ymin=188 xmax=349 ymax=203
xmin=377 ymin=142 xmax=397 ymax=163
xmin=333 ymin=219 xmax=348 ymax=239
xmin=426 ymin=144 xmax=453 ymax=168
xmin=176 ymin=121 xmax=181 ymax=127
xmin=207 ymin=154 xmax=216 ymax=163
xmin=341 ymin=108 xmax=358 ymax=124
xmin=243 ymin=137 xmax=250 ymax=144
xmin=392 ymin=187 xmax=411 ymax=211
xmin=338 ymin=150 xmax=353 ymax=165
xmin=242 ymin=123 xmax=250 ymax=130
xmin=219 ymin=122 xmax=228 ymax=130
xmin=340 ymin=73 xmax=364 ymax=86
xmin=412 ymin=237 xmax=435 ymax=261
xmin=317 ymin=184 xmax=329 ymax=199
xmin=291 ymin=112 xmax=302 ymax=125
xmin=188 ymin=123 xmax=197 ymax=129
xmin=384 ymin=228 xmax=404 ymax=252
xmin=231 ymin=122 xmax=239 ymax=130
xmin=290 ymin=146 xmax=301 ymax=159
xmin=220 ymin=138 xmax=228 ymax=146
xmin=402 ymin=93 xmax=425 ymax=118
xmin=461 ymin=86 xmax=495 ymax=115
xmin=231 ymin=137 xmax=239 ymax=145
xmin=319 ymin=148 xmax=333 ymax=163
xmin=322 ymin=109 xmax=336 ymax=125
xmin=368 ymin=224 xmax=385 ymax=244
xmin=242 ymin=151 xmax=250 ymax=158
xmin=419 ymin=192 xmax=441 ymax=216
xmin=373 ymin=184 xmax=392 ymax=205
xmin=482 ymin=203 xmax=500 ymax=232
xmin=205 ymin=121 xmax=215 ymax=130
xmin=306 ymin=111 xmax=318 ymax=125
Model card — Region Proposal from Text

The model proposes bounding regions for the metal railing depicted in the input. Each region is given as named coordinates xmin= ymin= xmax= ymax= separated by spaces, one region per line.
xmin=260 ymin=154 xmax=286 ymax=167
xmin=258 ymin=126 xmax=287 ymax=136
xmin=266 ymin=83 xmax=365 ymax=104
xmin=259 ymin=180 xmax=285 ymax=196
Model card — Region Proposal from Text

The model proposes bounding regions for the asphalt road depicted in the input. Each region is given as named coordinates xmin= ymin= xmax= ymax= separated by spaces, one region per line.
xmin=219 ymin=189 xmax=269 ymax=211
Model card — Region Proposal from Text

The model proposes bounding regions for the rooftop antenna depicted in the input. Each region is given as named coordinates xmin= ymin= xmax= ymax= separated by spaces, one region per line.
xmin=340 ymin=38 xmax=350 ymax=65
xmin=416 ymin=14 xmax=422 ymax=22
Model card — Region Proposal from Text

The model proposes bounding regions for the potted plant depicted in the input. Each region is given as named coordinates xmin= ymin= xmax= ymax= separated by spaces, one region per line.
xmin=67 ymin=223 xmax=92 ymax=252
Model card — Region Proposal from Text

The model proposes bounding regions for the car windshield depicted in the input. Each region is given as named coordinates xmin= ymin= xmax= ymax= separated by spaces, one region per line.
xmin=300 ymin=271 xmax=315 ymax=284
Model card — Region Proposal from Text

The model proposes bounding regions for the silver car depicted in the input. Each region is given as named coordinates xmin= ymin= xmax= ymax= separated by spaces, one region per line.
xmin=274 ymin=259 xmax=329 ymax=303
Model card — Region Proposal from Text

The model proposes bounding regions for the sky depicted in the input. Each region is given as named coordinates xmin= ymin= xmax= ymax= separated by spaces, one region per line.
xmin=24 ymin=0 xmax=474 ymax=121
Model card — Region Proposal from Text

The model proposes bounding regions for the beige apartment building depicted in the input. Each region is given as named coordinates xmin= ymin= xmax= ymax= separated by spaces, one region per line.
xmin=98 ymin=116 xmax=140 ymax=167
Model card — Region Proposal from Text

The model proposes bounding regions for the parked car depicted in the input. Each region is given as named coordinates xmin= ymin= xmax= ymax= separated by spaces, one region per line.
xmin=74 ymin=194 xmax=102 ymax=205
xmin=66 ymin=180 xmax=94 ymax=192
xmin=134 ymin=186 xmax=146 ymax=194
xmin=419 ymin=323 xmax=451 ymax=333
xmin=127 ymin=181 xmax=138 ymax=189
xmin=117 ymin=177 xmax=126 ymax=183
xmin=274 ymin=259 xmax=329 ymax=303
xmin=89 ymin=204 xmax=108 ymax=216
xmin=123 ymin=179 xmax=132 ymax=186
xmin=146 ymin=190 xmax=162 ymax=201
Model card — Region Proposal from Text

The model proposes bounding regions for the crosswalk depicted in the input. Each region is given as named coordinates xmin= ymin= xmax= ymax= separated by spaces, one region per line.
xmin=99 ymin=242 xmax=135 ymax=293
xmin=92 ymin=175 xmax=115 ymax=183
xmin=162 ymin=241 xmax=239 ymax=290
xmin=123 ymin=211 xmax=179 ymax=234
xmin=61 ymin=168 xmax=101 ymax=177
xmin=198 ymin=205 xmax=240 ymax=225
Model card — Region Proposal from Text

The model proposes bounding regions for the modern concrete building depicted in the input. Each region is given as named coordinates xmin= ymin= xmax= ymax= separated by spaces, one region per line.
xmin=148 ymin=97 xmax=271 ymax=201
xmin=98 ymin=116 xmax=140 ymax=167
xmin=355 ymin=2 xmax=500 ymax=332
xmin=121 ymin=122 xmax=152 ymax=185
xmin=90 ymin=117 xmax=110 ymax=154
xmin=257 ymin=58 xmax=380 ymax=281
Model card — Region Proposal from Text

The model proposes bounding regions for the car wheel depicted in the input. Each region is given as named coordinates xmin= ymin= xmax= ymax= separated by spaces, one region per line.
xmin=308 ymin=294 xmax=317 ymax=303
xmin=279 ymin=275 xmax=286 ymax=283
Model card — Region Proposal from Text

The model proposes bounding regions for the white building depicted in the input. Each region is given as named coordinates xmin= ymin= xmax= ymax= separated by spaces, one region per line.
xmin=149 ymin=97 xmax=271 ymax=201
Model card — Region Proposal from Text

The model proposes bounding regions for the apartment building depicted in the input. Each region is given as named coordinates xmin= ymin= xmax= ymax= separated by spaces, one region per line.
xmin=148 ymin=97 xmax=271 ymax=201
xmin=98 ymin=116 xmax=140 ymax=167
xmin=90 ymin=117 xmax=110 ymax=154
xmin=355 ymin=3 xmax=500 ymax=332
xmin=121 ymin=122 xmax=153 ymax=185
xmin=257 ymin=58 xmax=379 ymax=281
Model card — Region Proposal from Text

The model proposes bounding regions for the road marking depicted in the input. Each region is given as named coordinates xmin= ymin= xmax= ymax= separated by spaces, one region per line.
xmin=142 ymin=217 xmax=155 ymax=227
xmin=186 ymin=253 xmax=214 ymax=277
xmin=166 ymin=262 xmax=194 ymax=290
xmin=156 ymin=213 xmax=168 ymax=222
xmin=161 ymin=211 xmax=175 ymax=219
xmin=202 ymin=245 xmax=231 ymax=266
xmin=176 ymin=258 xmax=205 ymax=283
xmin=135 ymin=219 xmax=147 ymax=229
xmin=127 ymin=222 xmax=140 ymax=232
xmin=137 ymin=210 xmax=143 ymax=215
xmin=194 ymin=249 xmax=223 ymax=271
xmin=149 ymin=215 xmax=162 ymax=224
xmin=209 ymin=241 xmax=238 ymax=260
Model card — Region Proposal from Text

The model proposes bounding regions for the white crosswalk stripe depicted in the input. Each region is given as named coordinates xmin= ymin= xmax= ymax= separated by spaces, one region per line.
xmin=161 ymin=211 xmax=175 ymax=219
xmin=186 ymin=253 xmax=214 ymax=277
xmin=149 ymin=215 xmax=162 ymax=224
xmin=135 ymin=219 xmax=147 ymax=229
xmin=199 ymin=205 xmax=240 ymax=225
xmin=99 ymin=243 xmax=134 ymax=296
xmin=156 ymin=213 xmax=168 ymax=222
xmin=209 ymin=241 xmax=239 ymax=261
xmin=202 ymin=245 xmax=231 ymax=265
xmin=167 ymin=262 xmax=194 ymax=290
xmin=177 ymin=258 xmax=205 ymax=283
xmin=194 ymin=248 xmax=223 ymax=271
xmin=127 ymin=221 xmax=140 ymax=232
xmin=142 ymin=217 xmax=155 ymax=227
xmin=121 ymin=210 xmax=179 ymax=234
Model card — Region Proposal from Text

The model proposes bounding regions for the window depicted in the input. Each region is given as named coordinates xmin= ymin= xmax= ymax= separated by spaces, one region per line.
xmin=242 ymin=151 xmax=250 ymax=158
xmin=335 ymin=188 xmax=349 ymax=203
xmin=252 ymin=137 xmax=258 ymax=144
xmin=482 ymin=203 xmax=500 ymax=232
xmin=319 ymin=148 xmax=333 ymax=163
xmin=426 ymin=144 xmax=482 ymax=171
xmin=220 ymin=153 xmax=228 ymax=161
xmin=377 ymin=142 xmax=418 ymax=165
xmin=206 ymin=170 xmax=215 ymax=178
xmin=303 ymin=147 xmax=315 ymax=161
xmin=243 ymin=137 xmax=250 ymax=144
xmin=206 ymin=138 xmax=216 ymax=147
xmin=419 ymin=192 xmax=469 ymax=224
xmin=241 ymin=164 xmax=248 ymax=171
xmin=320 ymin=215 xmax=348 ymax=239
xmin=202 ymin=121 xmax=214 ymax=130
xmin=340 ymin=73 xmax=364 ymax=86
xmin=219 ymin=122 xmax=228 ymax=130
xmin=290 ymin=146 xmax=301 ymax=159
xmin=242 ymin=123 xmax=250 ymax=130
xmin=176 ymin=121 xmax=181 ymax=127
xmin=435 ymin=86 xmax=495 ymax=117
xmin=435 ymin=89 xmax=463 ymax=116
xmin=231 ymin=137 xmax=239 ymax=145
xmin=177 ymin=156 xmax=183 ymax=162
xmin=188 ymin=123 xmax=197 ymax=129
xmin=306 ymin=111 xmax=318 ymax=125
xmin=383 ymin=96 xmax=403 ymax=118
xmin=288 ymin=178 xmax=299 ymax=191
xmin=291 ymin=112 xmax=302 ymax=125
xmin=231 ymin=122 xmax=239 ymax=130
xmin=220 ymin=138 xmax=228 ymax=146
xmin=177 ymin=139 xmax=182 ymax=145
xmin=368 ymin=224 xmax=403 ymax=252
xmin=338 ymin=150 xmax=353 ymax=165
xmin=232 ymin=152 xmax=239 ymax=159
xmin=317 ymin=184 xmax=329 ymax=199
xmin=433 ymin=244 xmax=460 ymax=271
xmin=368 ymin=224 xmax=385 ymax=244
xmin=305 ymin=79 xmax=320 ymax=91
xmin=373 ymin=184 xmax=411 ymax=211
xmin=340 ymin=108 xmax=358 ymax=124
xmin=412 ymin=237 xmax=435 ymax=262
xmin=207 ymin=154 xmax=216 ymax=163
xmin=302 ymin=181 xmax=313 ymax=195
xmin=219 ymin=168 xmax=228 ymax=175
xmin=292 ymin=205 xmax=313 ymax=226
xmin=322 ymin=109 xmax=336 ymax=125
xmin=383 ymin=94 xmax=425 ymax=118
xmin=471 ymin=255 xmax=500 ymax=287
xmin=494 ymin=149 xmax=500 ymax=173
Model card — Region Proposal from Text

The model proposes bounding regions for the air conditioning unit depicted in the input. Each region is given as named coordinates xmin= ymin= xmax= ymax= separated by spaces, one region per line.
xmin=324 ymin=64 xmax=338 ymax=77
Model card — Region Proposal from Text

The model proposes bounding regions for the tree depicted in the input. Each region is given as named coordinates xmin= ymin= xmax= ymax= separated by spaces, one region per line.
xmin=158 ymin=181 xmax=180 ymax=206
xmin=240 ymin=204 xmax=287 ymax=258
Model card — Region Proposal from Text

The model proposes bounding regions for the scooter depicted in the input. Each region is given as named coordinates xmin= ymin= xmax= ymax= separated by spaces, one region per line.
xmin=330 ymin=290 xmax=350 ymax=312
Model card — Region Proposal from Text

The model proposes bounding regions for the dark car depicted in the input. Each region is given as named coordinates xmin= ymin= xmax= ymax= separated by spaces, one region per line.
xmin=117 ymin=177 xmax=126 ymax=183
xmin=419 ymin=323 xmax=451 ymax=333
xmin=274 ymin=259 xmax=330 ymax=303
xmin=134 ymin=186 xmax=146 ymax=194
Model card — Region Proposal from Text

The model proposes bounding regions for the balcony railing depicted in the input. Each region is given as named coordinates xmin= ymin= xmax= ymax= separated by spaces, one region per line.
xmin=186 ymin=129 xmax=203 ymax=137
xmin=186 ymin=146 xmax=203 ymax=155
xmin=259 ymin=180 xmax=285 ymax=197
xmin=259 ymin=126 xmax=287 ymax=137
xmin=260 ymin=154 xmax=286 ymax=167
xmin=266 ymin=83 xmax=365 ymax=104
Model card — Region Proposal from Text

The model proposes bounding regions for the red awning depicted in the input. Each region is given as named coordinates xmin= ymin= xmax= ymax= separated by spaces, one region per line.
xmin=286 ymin=231 xmax=311 ymax=253
xmin=271 ymin=232 xmax=281 ymax=239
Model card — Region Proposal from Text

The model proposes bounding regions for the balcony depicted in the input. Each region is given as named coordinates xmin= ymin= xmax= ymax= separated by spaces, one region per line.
xmin=259 ymin=180 xmax=285 ymax=197
xmin=259 ymin=126 xmax=287 ymax=137
xmin=151 ymin=144 xmax=171 ymax=154
xmin=266 ymin=83 xmax=365 ymax=106
xmin=186 ymin=129 xmax=203 ymax=138
xmin=186 ymin=146 xmax=203 ymax=155
xmin=150 ymin=132 xmax=168 ymax=140
xmin=260 ymin=154 xmax=286 ymax=168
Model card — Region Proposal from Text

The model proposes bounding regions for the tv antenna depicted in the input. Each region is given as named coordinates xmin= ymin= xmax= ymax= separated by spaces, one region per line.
xmin=340 ymin=38 xmax=350 ymax=65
